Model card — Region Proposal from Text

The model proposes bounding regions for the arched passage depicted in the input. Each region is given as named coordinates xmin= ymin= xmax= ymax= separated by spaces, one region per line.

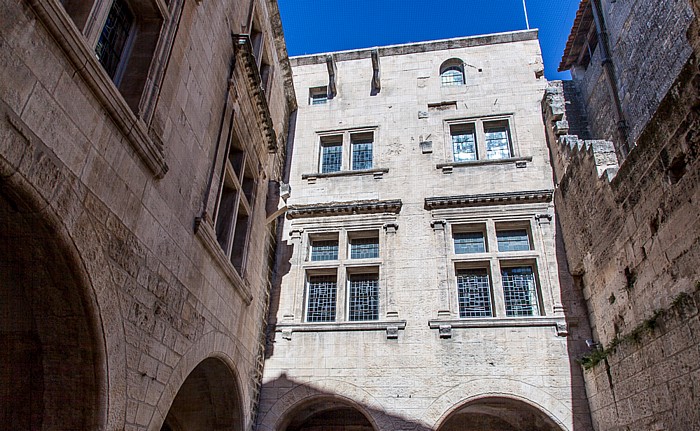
xmin=0 ymin=187 xmax=104 ymax=429
xmin=160 ymin=357 xmax=244 ymax=431
xmin=438 ymin=396 xmax=565 ymax=431
xmin=279 ymin=397 xmax=376 ymax=431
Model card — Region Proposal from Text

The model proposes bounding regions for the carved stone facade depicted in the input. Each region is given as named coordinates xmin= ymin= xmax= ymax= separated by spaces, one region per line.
xmin=544 ymin=0 xmax=700 ymax=430
xmin=259 ymin=31 xmax=593 ymax=431
xmin=0 ymin=0 xmax=295 ymax=430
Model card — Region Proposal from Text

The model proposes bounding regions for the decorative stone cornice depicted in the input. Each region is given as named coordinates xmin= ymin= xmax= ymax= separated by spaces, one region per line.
xmin=425 ymin=190 xmax=554 ymax=210
xmin=233 ymin=34 xmax=277 ymax=153
xmin=287 ymin=199 xmax=402 ymax=219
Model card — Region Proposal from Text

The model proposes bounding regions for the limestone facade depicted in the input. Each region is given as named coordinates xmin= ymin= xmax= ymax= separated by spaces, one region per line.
xmin=544 ymin=0 xmax=700 ymax=429
xmin=259 ymin=31 xmax=593 ymax=431
xmin=0 ymin=0 xmax=295 ymax=430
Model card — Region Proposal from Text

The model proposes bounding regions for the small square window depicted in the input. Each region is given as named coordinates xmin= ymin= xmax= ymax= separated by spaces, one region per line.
xmin=310 ymin=239 xmax=339 ymax=261
xmin=451 ymin=124 xmax=477 ymax=162
xmin=454 ymin=231 xmax=486 ymax=254
xmin=497 ymin=229 xmax=531 ymax=252
xmin=351 ymin=133 xmax=373 ymax=170
xmin=309 ymin=86 xmax=328 ymax=105
xmin=349 ymin=235 xmax=379 ymax=259
xmin=306 ymin=274 xmax=337 ymax=322
xmin=320 ymin=136 xmax=342 ymax=173
xmin=484 ymin=121 xmax=512 ymax=160
xmin=456 ymin=268 xmax=493 ymax=318
xmin=502 ymin=266 xmax=540 ymax=317
xmin=348 ymin=272 xmax=379 ymax=321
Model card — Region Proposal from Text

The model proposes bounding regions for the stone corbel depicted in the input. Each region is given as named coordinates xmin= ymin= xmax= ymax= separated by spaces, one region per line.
xmin=326 ymin=54 xmax=337 ymax=98
xmin=535 ymin=213 xmax=553 ymax=225
xmin=383 ymin=223 xmax=399 ymax=235
xmin=371 ymin=49 xmax=381 ymax=92
xmin=431 ymin=220 xmax=447 ymax=231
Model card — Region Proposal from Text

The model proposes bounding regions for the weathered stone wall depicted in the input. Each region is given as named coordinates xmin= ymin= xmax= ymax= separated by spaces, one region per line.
xmin=570 ymin=0 xmax=695 ymax=145
xmin=260 ymin=31 xmax=593 ymax=431
xmin=0 ymin=0 xmax=293 ymax=430
xmin=543 ymin=2 xmax=700 ymax=428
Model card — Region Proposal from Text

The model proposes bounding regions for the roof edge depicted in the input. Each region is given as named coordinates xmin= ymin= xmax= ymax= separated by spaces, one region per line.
xmin=290 ymin=29 xmax=539 ymax=67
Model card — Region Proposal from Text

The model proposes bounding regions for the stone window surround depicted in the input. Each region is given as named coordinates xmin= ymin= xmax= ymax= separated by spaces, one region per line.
xmin=439 ymin=58 xmax=466 ymax=87
xmin=429 ymin=204 xmax=566 ymax=336
xmin=27 ymin=0 xmax=183 ymax=178
xmin=282 ymin=215 xmax=405 ymax=336
xmin=439 ymin=114 xmax=528 ymax=172
xmin=303 ymin=126 xmax=385 ymax=180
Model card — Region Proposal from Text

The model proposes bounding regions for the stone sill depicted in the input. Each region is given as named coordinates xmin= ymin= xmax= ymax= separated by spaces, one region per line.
xmin=194 ymin=216 xmax=253 ymax=305
xmin=429 ymin=317 xmax=568 ymax=337
xmin=437 ymin=156 xmax=532 ymax=173
xmin=276 ymin=320 xmax=406 ymax=332
xmin=28 ymin=0 xmax=168 ymax=178
xmin=302 ymin=168 xmax=389 ymax=182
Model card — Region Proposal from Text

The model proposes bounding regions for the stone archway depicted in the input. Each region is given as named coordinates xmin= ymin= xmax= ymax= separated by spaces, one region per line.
xmin=0 ymin=188 xmax=104 ymax=430
xmin=438 ymin=396 xmax=565 ymax=431
xmin=160 ymin=357 xmax=244 ymax=431
xmin=279 ymin=397 xmax=376 ymax=431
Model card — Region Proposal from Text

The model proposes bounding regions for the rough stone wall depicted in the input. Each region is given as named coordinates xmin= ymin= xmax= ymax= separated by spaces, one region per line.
xmin=571 ymin=0 xmax=695 ymax=144
xmin=543 ymin=3 xmax=700 ymax=428
xmin=0 ymin=0 xmax=293 ymax=430
xmin=260 ymin=32 xmax=593 ymax=431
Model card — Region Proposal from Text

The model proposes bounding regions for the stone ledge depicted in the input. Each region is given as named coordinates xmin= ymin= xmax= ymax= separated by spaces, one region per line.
xmin=302 ymin=167 xmax=389 ymax=181
xmin=27 ymin=0 xmax=168 ymax=178
xmin=436 ymin=156 xmax=533 ymax=173
xmin=287 ymin=199 xmax=402 ymax=219
xmin=194 ymin=216 xmax=253 ymax=305
xmin=429 ymin=317 xmax=568 ymax=336
xmin=425 ymin=189 xmax=554 ymax=210
xmin=276 ymin=320 xmax=407 ymax=332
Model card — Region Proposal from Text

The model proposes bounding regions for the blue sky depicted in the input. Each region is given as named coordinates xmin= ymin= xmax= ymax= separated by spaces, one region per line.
xmin=278 ymin=0 xmax=581 ymax=80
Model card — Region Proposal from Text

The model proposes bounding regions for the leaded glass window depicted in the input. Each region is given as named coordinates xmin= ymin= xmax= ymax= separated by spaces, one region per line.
xmin=441 ymin=65 xmax=465 ymax=86
xmin=306 ymin=275 xmax=337 ymax=322
xmin=454 ymin=232 xmax=486 ymax=254
xmin=451 ymin=125 xmax=477 ymax=162
xmin=351 ymin=140 xmax=373 ymax=170
xmin=457 ymin=269 xmax=493 ymax=318
xmin=350 ymin=237 xmax=379 ymax=259
xmin=320 ymin=141 xmax=342 ymax=173
xmin=95 ymin=0 xmax=133 ymax=79
xmin=497 ymin=229 xmax=531 ymax=252
xmin=485 ymin=125 xmax=512 ymax=160
xmin=348 ymin=274 xmax=379 ymax=321
xmin=502 ymin=266 xmax=540 ymax=317
xmin=310 ymin=240 xmax=338 ymax=261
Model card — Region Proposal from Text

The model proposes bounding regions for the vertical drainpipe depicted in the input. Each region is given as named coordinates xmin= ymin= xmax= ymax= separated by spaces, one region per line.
xmin=590 ymin=0 xmax=631 ymax=159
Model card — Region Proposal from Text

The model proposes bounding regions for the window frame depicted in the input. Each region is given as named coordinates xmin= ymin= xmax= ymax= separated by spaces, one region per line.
xmin=309 ymin=86 xmax=329 ymax=105
xmin=346 ymin=268 xmax=380 ymax=322
xmin=445 ymin=116 xmax=517 ymax=163
xmin=455 ymin=264 xmax=494 ymax=318
xmin=305 ymin=270 xmax=339 ymax=323
xmin=315 ymin=128 xmax=378 ymax=174
xmin=440 ymin=59 xmax=466 ymax=87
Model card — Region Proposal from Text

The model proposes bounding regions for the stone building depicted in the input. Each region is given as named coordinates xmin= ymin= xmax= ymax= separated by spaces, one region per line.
xmin=0 ymin=0 xmax=295 ymax=429
xmin=543 ymin=0 xmax=700 ymax=429
xmin=258 ymin=31 xmax=593 ymax=431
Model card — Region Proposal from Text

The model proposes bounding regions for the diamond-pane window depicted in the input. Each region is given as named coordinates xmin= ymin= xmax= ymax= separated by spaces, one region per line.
xmin=497 ymin=229 xmax=531 ymax=252
xmin=454 ymin=232 xmax=486 ymax=254
xmin=350 ymin=237 xmax=379 ymax=259
xmin=348 ymin=274 xmax=379 ymax=321
xmin=306 ymin=275 xmax=337 ymax=322
xmin=457 ymin=269 xmax=493 ymax=318
xmin=95 ymin=0 xmax=133 ymax=79
xmin=485 ymin=125 xmax=512 ymax=160
xmin=502 ymin=266 xmax=540 ymax=317
xmin=310 ymin=240 xmax=338 ymax=261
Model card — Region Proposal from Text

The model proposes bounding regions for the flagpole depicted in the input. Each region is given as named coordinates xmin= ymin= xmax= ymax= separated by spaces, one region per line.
xmin=523 ymin=0 xmax=531 ymax=30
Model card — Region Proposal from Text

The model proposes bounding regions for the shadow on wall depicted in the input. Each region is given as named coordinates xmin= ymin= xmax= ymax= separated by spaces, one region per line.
xmin=257 ymin=374 xmax=571 ymax=431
